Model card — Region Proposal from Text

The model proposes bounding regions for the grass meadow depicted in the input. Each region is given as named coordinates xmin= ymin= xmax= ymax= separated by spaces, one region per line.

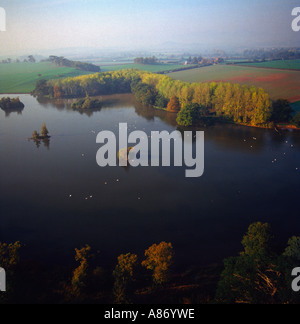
xmin=0 ymin=62 xmax=94 ymax=93
xmin=239 ymin=59 xmax=300 ymax=70
xmin=101 ymin=63 xmax=193 ymax=73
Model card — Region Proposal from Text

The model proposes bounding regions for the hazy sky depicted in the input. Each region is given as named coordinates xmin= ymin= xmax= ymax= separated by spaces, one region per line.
xmin=0 ymin=0 xmax=299 ymax=55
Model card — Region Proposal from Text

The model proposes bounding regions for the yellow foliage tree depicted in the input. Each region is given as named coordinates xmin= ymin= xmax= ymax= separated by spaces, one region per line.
xmin=142 ymin=242 xmax=174 ymax=285
xmin=113 ymin=253 xmax=138 ymax=304
xmin=71 ymin=245 xmax=92 ymax=297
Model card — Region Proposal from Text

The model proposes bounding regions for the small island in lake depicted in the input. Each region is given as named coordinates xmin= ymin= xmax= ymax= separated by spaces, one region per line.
xmin=31 ymin=123 xmax=51 ymax=141
xmin=71 ymin=96 xmax=102 ymax=111
xmin=0 ymin=97 xmax=25 ymax=112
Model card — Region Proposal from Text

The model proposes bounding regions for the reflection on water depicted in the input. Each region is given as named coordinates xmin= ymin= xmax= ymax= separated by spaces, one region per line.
xmin=0 ymin=93 xmax=300 ymax=269
xmin=36 ymin=93 xmax=137 ymax=117
xmin=31 ymin=138 xmax=50 ymax=150
xmin=0 ymin=106 xmax=24 ymax=117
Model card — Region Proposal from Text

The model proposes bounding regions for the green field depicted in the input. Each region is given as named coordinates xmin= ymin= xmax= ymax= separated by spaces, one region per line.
xmin=239 ymin=59 xmax=300 ymax=70
xmin=0 ymin=62 xmax=94 ymax=93
xmin=101 ymin=63 xmax=194 ymax=73
xmin=168 ymin=65 xmax=300 ymax=103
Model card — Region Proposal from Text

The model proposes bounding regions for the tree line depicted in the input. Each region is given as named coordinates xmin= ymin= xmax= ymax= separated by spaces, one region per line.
xmin=1 ymin=55 xmax=36 ymax=64
xmin=33 ymin=69 xmax=295 ymax=128
xmin=243 ymin=48 xmax=300 ymax=61
xmin=134 ymin=56 xmax=158 ymax=64
xmin=44 ymin=56 xmax=101 ymax=72
xmin=1 ymin=222 xmax=300 ymax=304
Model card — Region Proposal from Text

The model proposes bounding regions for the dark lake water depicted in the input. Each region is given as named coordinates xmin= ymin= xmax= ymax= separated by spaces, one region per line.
xmin=0 ymin=93 xmax=300 ymax=269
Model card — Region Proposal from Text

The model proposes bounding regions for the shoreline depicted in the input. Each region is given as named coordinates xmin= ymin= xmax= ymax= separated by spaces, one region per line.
xmin=2 ymin=93 xmax=299 ymax=131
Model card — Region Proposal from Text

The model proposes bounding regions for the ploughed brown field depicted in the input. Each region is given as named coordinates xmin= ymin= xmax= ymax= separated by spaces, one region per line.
xmin=168 ymin=65 xmax=300 ymax=104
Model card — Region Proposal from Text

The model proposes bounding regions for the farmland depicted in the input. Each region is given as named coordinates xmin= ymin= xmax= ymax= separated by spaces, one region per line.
xmin=239 ymin=59 xmax=300 ymax=70
xmin=0 ymin=62 xmax=94 ymax=93
xmin=168 ymin=64 xmax=300 ymax=103
xmin=101 ymin=63 xmax=196 ymax=73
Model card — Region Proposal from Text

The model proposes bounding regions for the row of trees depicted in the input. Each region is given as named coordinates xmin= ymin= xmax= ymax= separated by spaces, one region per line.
xmin=134 ymin=56 xmax=158 ymax=65
xmin=1 ymin=222 xmax=300 ymax=304
xmin=243 ymin=48 xmax=300 ymax=61
xmin=46 ymin=56 xmax=101 ymax=72
xmin=33 ymin=69 xmax=275 ymax=127
xmin=71 ymin=97 xmax=102 ymax=110
xmin=1 ymin=55 xmax=36 ymax=64
xmin=57 ymin=241 xmax=174 ymax=304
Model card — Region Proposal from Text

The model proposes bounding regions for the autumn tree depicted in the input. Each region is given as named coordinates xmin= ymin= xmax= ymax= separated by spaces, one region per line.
xmin=71 ymin=245 xmax=93 ymax=298
xmin=40 ymin=122 xmax=49 ymax=138
xmin=113 ymin=253 xmax=138 ymax=304
xmin=142 ymin=242 xmax=174 ymax=285
xmin=167 ymin=96 xmax=181 ymax=112
xmin=0 ymin=242 xmax=21 ymax=270
xmin=53 ymin=85 xmax=63 ymax=99
xmin=32 ymin=130 xmax=40 ymax=140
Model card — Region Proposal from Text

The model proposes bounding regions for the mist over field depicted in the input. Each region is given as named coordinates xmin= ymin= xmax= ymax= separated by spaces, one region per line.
xmin=0 ymin=0 xmax=299 ymax=57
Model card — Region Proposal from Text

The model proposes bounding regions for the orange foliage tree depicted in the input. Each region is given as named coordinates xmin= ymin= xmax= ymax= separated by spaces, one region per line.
xmin=71 ymin=245 xmax=92 ymax=297
xmin=167 ymin=96 xmax=181 ymax=113
xmin=53 ymin=85 xmax=63 ymax=99
xmin=142 ymin=242 xmax=174 ymax=285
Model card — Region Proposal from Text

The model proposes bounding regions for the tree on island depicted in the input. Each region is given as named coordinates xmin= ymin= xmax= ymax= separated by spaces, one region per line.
xmin=0 ymin=97 xmax=25 ymax=111
xmin=41 ymin=122 xmax=49 ymax=138
xmin=32 ymin=130 xmax=40 ymax=140
xmin=31 ymin=123 xmax=50 ymax=142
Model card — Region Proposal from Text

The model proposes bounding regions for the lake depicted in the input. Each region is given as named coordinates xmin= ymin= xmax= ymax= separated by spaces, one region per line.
xmin=0 ymin=93 xmax=300 ymax=269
